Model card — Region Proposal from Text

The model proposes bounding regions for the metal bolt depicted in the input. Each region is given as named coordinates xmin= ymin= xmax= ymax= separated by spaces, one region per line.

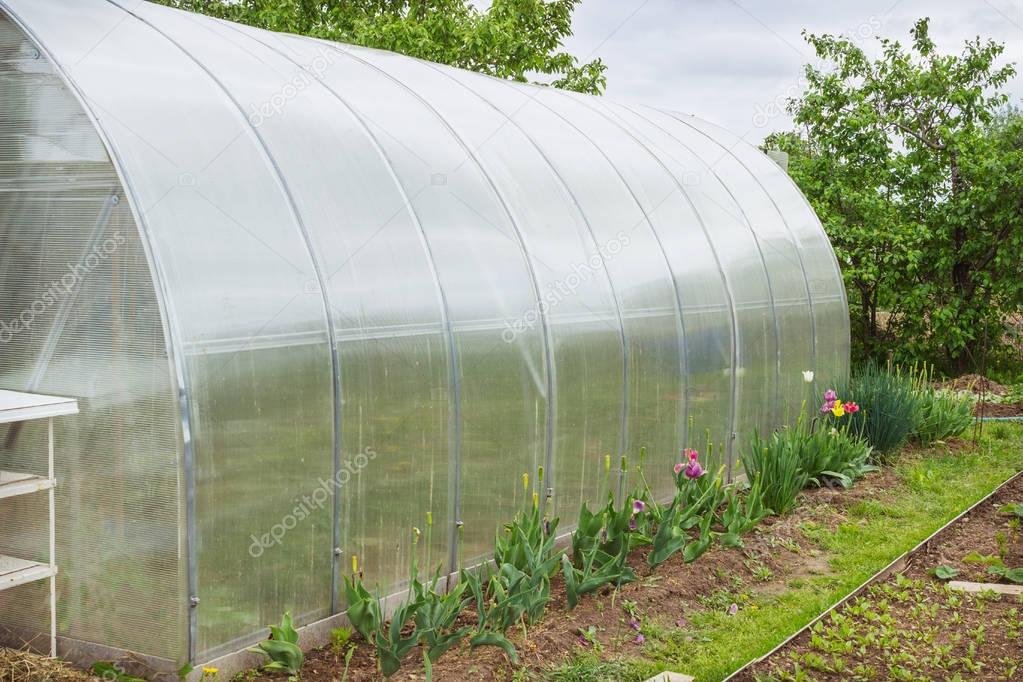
xmin=333 ymin=547 xmax=343 ymax=557
xmin=189 ymin=596 xmax=200 ymax=608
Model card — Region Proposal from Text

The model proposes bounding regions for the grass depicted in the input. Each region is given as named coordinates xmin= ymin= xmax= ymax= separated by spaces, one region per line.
xmin=546 ymin=423 xmax=1023 ymax=681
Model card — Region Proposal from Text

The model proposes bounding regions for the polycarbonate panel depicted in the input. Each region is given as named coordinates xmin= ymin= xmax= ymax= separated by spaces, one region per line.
xmin=548 ymin=89 xmax=734 ymax=482
xmin=350 ymin=47 xmax=625 ymax=522
xmin=682 ymin=118 xmax=850 ymax=391
xmin=1 ymin=0 xmax=850 ymax=665
xmin=440 ymin=71 xmax=685 ymax=502
xmin=597 ymin=102 xmax=779 ymax=458
xmin=216 ymin=20 xmax=548 ymax=574
xmin=667 ymin=113 xmax=814 ymax=424
xmin=0 ymin=9 xmax=184 ymax=661
xmin=4 ymin=0 xmax=337 ymax=658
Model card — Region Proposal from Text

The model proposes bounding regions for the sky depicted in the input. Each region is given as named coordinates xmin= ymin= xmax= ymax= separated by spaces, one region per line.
xmin=531 ymin=0 xmax=1023 ymax=145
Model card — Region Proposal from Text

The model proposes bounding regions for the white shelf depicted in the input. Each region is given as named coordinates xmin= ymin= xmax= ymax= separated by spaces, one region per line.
xmin=0 ymin=390 xmax=78 ymax=424
xmin=0 ymin=470 xmax=54 ymax=500
xmin=0 ymin=554 xmax=56 ymax=592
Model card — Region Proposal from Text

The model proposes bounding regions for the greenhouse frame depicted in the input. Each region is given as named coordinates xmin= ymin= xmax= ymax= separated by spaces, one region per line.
xmin=0 ymin=0 xmax=849 ymax=675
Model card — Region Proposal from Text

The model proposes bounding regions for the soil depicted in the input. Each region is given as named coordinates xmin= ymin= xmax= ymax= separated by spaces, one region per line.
xmin=938 ymin=373 xmax=1023 ymax=417
xmin=977 ymin=401 xmax=1023 ymax=418
xmin=940 ymin=374 xmax=1010 ymax=396
xmin=736 ymin=473 xmax=1023 ymax=682
xmin=243 ymin=462 xmax=915 ymax=681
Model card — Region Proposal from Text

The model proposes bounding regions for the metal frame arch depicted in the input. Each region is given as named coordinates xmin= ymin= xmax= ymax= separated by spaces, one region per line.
xmin=528 ymin=87 xmax=690 ymax=456
xmin=0 ymin=0 xmax=200 ymax=663
xmin=421 ymin=64 xmax=632 ymax=482
xmin=625 ymin=104 xmax=784 ymax=426
xmin=667 ymin=113 xmax=818 ymax=380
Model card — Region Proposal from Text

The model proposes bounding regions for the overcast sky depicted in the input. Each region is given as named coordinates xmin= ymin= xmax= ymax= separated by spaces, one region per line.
xmin=532 ymin=0 xmax=1023 ymax=145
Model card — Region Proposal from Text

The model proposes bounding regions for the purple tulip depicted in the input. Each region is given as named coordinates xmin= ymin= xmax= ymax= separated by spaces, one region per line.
xmin=824 ymin=389 xmax=838 ymax=401
xmin=685 ymin=459 xmax=705 ymax=479
xmin=632 ymin=499 xmax=646 ymax=514
xmin=628 ymin=517 xmax=638 ymax=531
xmin=819 ymin=399 xmax=835 ymax=413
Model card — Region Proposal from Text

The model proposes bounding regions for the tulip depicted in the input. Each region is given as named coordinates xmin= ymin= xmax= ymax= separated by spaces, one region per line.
xmin=632 ymin=499 xmax=646 ymax=514
xmin=685 ymin=458 xmax=705 ymax=479
xmin=843 ymin=401 xmax=860 ymax=413
xmin=831 ymin=402 xmax=845 ymax=417
xmin=629 ymin=618 xmax=641 ymax=631
xmin=684 ymin=447 xmax=698 ymax=462
xmin=802 ymin=370 xmax=814 ymax=383
xmin=820 ymin=399 xmax=835 ymax=413
xmin=674 ymin=462 xmax=684 ymax=475
xmin=824 ymin=389 xmax=838 ymax=401
xmin=628 ymin=517 xmax=638 ymax=531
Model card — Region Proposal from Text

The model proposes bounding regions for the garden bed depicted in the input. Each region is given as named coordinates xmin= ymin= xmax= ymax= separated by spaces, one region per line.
xmin=734 ymin=471 xmax=1023 ymax=681
xmin=241 ymin=426 xmax=1023 ymax=681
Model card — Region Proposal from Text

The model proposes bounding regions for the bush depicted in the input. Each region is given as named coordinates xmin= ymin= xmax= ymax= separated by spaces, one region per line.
xmin=741 ymin=427 xmax=810 ymax=516
xmin=840 ymin=363 xmax=924 ymax=461
xmin=801 ymin=426 xmax=877 ymax=489
xmin=911 ymin=369 xmax=976 ymax=446
xmin=914 ymin=389 xmax=975 ymax=445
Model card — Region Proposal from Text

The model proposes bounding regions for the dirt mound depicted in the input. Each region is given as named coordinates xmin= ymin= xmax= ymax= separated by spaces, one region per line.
xmin=940 ymin=374 xmax=1008 ymax=395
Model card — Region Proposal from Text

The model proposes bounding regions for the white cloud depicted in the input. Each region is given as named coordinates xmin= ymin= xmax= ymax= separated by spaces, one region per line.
xmin=561 ymin=0 xmax=1023 ymax=144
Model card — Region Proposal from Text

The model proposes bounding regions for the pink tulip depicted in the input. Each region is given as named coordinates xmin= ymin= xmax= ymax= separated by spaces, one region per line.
xmin=673 ymin=462 xmax=684 ymax=475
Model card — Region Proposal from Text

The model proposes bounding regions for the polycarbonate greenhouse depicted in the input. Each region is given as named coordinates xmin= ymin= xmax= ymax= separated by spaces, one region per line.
xmin=0 ymin=0 xmax=849 ymax=674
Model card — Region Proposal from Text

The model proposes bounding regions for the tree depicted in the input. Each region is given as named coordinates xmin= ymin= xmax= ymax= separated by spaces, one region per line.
xmin=767 ymin=19 xmax=1022 ymax=372
xmin=150 ymin=0 xmax=607 ymax=95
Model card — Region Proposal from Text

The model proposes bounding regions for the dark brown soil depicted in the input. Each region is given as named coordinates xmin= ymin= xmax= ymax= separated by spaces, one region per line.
xmin=736 ymin=473 xmax=1023 ymax=682
xmin=936 ymin=373 xmax=1023 ymax=417
xmin=243 ymin=462 xmax=921 ymax=681
xmin=977 ymin=401 xmax=1023 ymax=418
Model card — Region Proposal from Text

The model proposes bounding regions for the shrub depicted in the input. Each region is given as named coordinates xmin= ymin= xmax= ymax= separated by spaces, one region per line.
xmin=801 ymin=427 xmax=877 ymax=489
xmin=840 ymin=363 xmax=924 ymax=460
xmin=741 ymin=428 xmax=810 ymax=516
xmin=913 ymin=378 xmax=975 ymax=446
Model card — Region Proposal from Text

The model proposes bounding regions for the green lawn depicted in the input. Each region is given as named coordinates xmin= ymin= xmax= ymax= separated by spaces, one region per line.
xmin=547 ymin=422 xmax=1023 ymax=681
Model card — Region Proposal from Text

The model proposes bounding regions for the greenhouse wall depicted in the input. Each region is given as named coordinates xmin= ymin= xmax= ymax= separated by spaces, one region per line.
xmin=0 ymin=0 xmax=849 ymax=671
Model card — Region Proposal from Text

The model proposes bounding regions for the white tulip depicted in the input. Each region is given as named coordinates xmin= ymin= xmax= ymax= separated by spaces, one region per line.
xmin=802 ymin=370 xmax=814 ymax=383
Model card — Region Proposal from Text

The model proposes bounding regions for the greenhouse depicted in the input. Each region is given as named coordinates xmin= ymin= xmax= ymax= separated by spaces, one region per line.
xmin=0 ymin=0 xmax=848 ymax=674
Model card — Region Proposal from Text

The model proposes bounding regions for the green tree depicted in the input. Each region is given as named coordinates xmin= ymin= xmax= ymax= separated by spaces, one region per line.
xmin=151 ymin=0 xmax=607 ymax=95
xmin=767 ymin=19 xmax=1022 ymax=372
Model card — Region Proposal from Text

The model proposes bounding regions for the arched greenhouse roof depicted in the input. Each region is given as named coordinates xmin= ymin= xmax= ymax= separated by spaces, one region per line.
xmin=0 ymin=0 xmax=849 ymax=671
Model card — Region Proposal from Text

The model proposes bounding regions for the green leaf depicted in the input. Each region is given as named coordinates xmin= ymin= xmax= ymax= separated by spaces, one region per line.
xmin=930 ymin=565 xmax=959 ymax=580
xmin=470 ymin=631 xmax=519 ymax=664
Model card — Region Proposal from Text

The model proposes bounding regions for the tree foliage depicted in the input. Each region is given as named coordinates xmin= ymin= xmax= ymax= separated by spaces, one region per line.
xmin=766 ymin=19 xmax=1022 ymax=372
xmin=150 ymin=0 xmax=607 ymax=95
